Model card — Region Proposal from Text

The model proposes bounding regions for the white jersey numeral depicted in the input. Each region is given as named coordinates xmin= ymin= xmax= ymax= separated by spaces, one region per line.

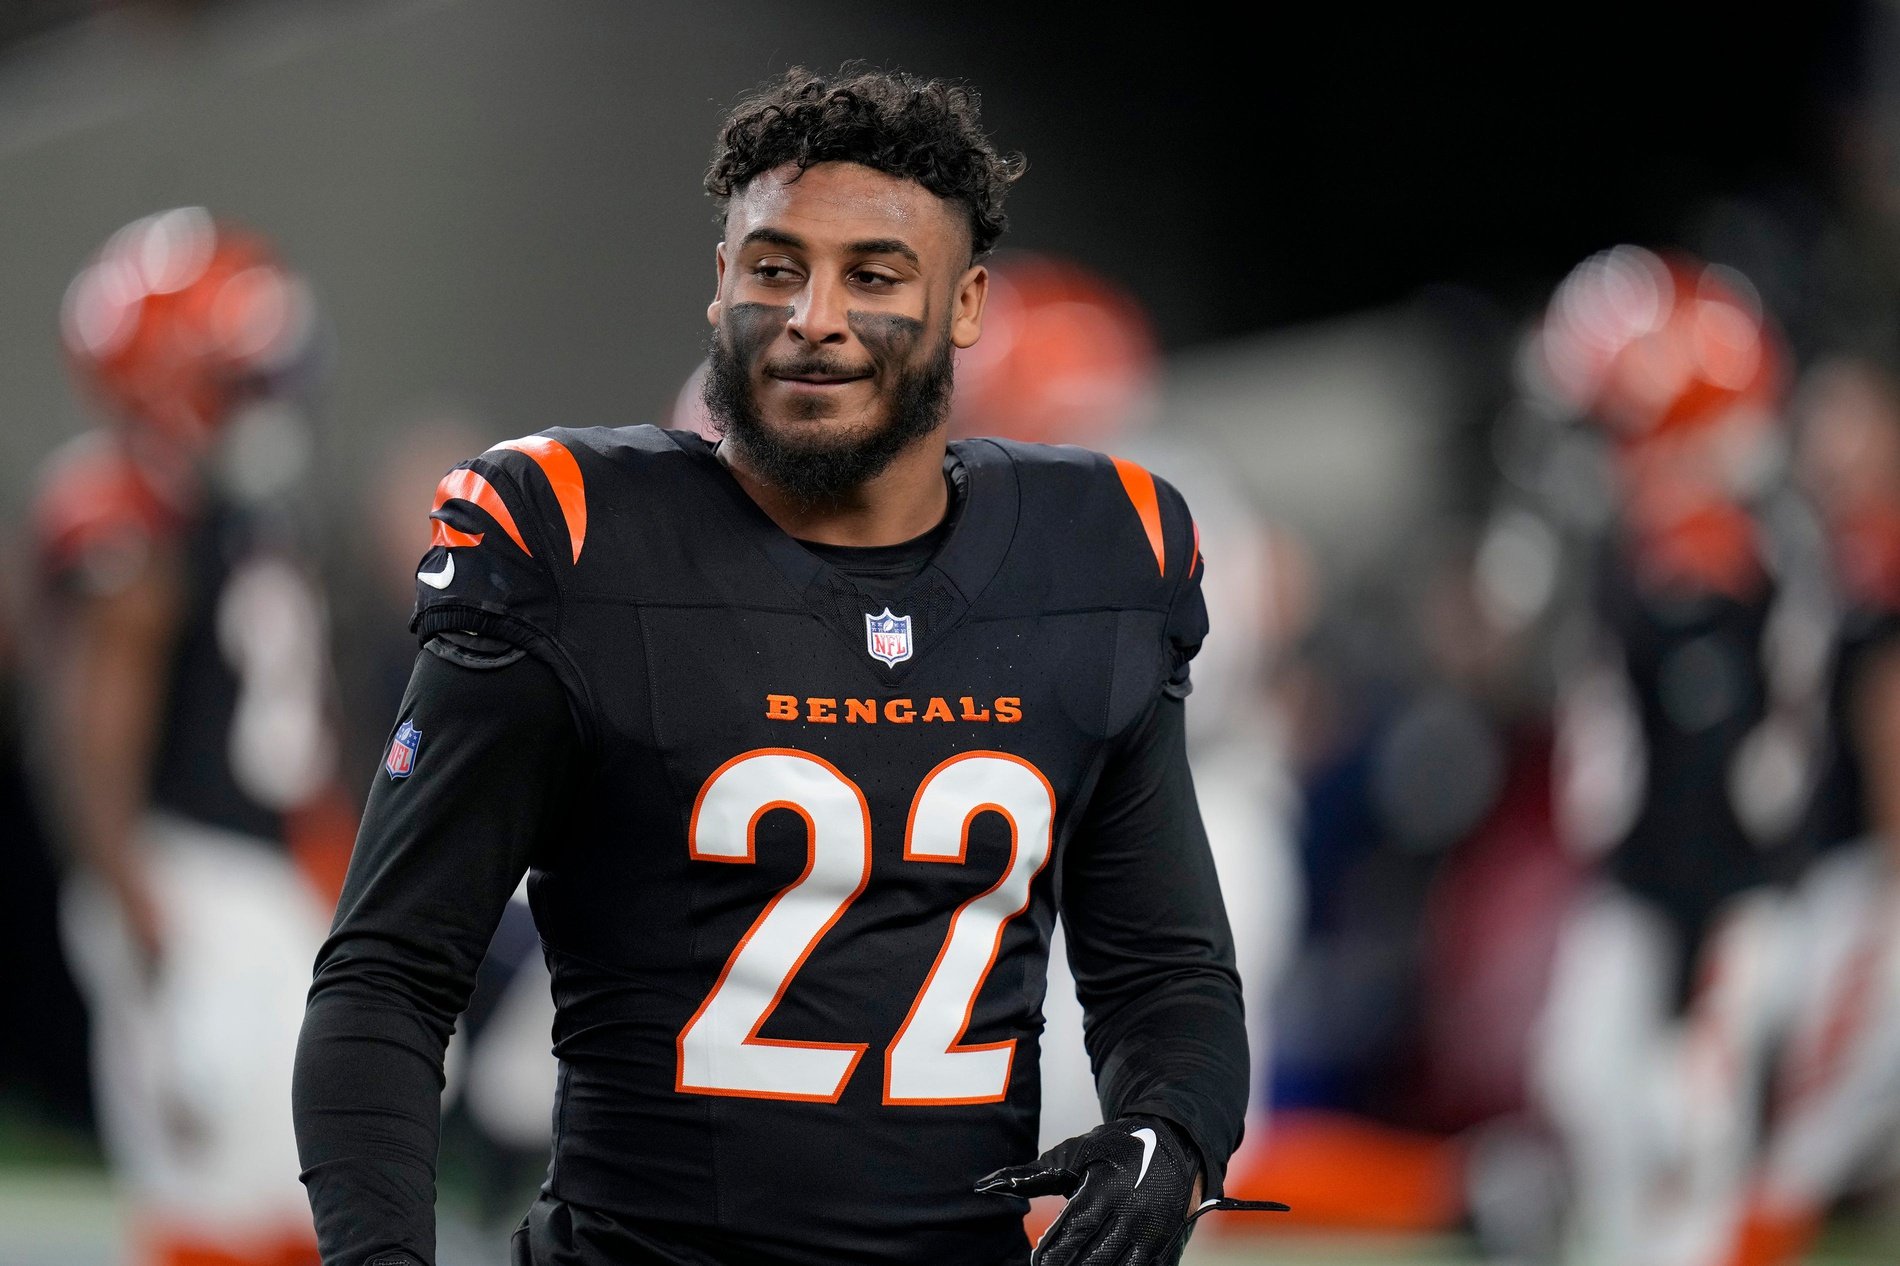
xmin=884 ymin=754 xmax=1056 ymax=1104
xmin=217 ymin=557 xmax=337 ymax=809
xmin=677 ymin=749 xmax=1054 ymax=1106
xmin=675 ymin=750 xmax=873 ymax=1102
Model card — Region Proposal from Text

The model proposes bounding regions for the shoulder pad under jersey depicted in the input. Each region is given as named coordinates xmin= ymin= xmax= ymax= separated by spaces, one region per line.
xmin=31 ymin=432 xmax=182 ymax=594
xmin=986 ymin=439 xmax=1208 ymax=706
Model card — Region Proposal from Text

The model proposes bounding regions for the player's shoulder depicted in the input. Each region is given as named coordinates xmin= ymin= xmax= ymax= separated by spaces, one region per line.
xmin=491 ymin=422 xmax=692 ymax=467
xmin=463 ymin=422 xmax=689 ymax=489
xmin=434 ymin=424 xmax=704 ymax=570
xmin=30 ymin=431 xmax=183 ymax=581
xmin=971 ymin=437 xmax=1201 ymax=605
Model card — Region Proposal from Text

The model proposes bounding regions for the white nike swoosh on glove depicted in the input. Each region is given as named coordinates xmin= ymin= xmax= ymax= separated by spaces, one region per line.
xmin=1130 ymin=1127 xmax=1158 ymax=1190
xmin=417 ymin=554 xmax=455 ymax=589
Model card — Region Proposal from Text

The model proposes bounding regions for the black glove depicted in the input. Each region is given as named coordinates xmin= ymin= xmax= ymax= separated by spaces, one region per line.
xmin=976 ymin=1116 xmax=1286 ymax=1265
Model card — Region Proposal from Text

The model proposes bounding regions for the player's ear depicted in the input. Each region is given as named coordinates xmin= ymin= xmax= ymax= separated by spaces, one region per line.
xmin=708 ymin=242 xmax=728 ymax=328
xmin=951 ymin=263 xmax=988 ymax=350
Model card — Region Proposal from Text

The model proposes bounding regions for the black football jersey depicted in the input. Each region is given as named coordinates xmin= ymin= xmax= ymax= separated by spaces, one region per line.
xmin=32 ymin=434 xmax=333 ymax=847
xmin=1596 ymin=548 xmax=1801 ymax=933
xmin=314 ymin=426 xmax=1239 ymax=1264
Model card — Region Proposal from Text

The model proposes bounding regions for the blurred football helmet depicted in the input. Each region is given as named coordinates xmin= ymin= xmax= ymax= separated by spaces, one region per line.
xmin=1536 ymin=247 xmax=1790 ymax=595
xmin=1537 ymin=245 xmax=1783 ymax=444
xmin=949 ymin=253 xmax=1158 ymax=444
xmin=61 ymin=207 xmax=317 ymax=449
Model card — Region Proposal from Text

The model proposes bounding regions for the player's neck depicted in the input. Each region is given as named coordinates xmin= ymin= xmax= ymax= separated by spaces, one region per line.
xmin=720 ymin=434 xmax=951 ymax=547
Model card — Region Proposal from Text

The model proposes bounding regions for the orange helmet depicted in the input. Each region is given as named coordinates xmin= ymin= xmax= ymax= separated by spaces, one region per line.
xmin=1536 ymin=245 xmax=1783 ymax=443
xmin=61 ymin=208 xmax=316 ymax=448
xmin=1539 ymin=247 xmax=1787 ymax=597
xmin=950 ymin=253 xmax=1158 ymax=444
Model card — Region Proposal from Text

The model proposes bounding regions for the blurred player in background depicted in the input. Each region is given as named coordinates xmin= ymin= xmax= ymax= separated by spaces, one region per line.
xmin=29 ymin=207 xmax=343 ymax=1266
xmin=1530 ymin=247 xmax=1823 ymax=1266
xmin=944 ymin=253 xmax=1304 ymax=1159
xmin=1723 ymin=356 xmax=1900 ymax=1266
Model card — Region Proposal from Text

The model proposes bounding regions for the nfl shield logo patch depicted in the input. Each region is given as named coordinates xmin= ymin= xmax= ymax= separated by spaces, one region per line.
xmin=385 ymin=720 xmax=420 ymax=779
xmin=865 ymin=608 xmax=914 ymax=667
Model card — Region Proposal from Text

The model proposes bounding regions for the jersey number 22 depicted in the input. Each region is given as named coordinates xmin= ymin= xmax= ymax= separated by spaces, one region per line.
xmin=677 ymin=748 xmax=1054 ymax=1106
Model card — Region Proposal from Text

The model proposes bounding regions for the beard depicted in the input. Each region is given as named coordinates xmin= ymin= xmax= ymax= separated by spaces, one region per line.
xmin=703 ymin=307 xmax=955 ymax=504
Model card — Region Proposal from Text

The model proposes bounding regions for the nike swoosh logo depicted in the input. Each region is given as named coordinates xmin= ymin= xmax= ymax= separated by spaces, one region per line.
xmin=417 ymin=554 xmax=455 ymax=589
xmin=1130 ymin=1127 xmax=1158 ymax=1190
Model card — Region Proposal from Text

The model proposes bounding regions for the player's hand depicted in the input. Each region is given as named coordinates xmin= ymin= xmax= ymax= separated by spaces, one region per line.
xmin=975 ymin=1116 xmax=1202 ymax=1265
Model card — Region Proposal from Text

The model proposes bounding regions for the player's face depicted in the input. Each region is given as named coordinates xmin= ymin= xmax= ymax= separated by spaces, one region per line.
xmin=704 ymin=162 xmax=987 ymax=500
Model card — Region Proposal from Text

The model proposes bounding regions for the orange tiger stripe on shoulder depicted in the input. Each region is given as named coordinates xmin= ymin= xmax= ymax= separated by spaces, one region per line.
xmin=493 ymin=435 xmax=587 ymax=562
xmin=1110 ymin=456 xmax=1167 ymax=577
xmin=429 ymin=517 xmax=482 ymax=549
xmin=430 ymin=467 xmax=531 ymax=556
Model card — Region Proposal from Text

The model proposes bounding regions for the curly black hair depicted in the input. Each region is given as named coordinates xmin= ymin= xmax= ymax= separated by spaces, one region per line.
xmin=706 ymin=65 xmax=1026 ymax=261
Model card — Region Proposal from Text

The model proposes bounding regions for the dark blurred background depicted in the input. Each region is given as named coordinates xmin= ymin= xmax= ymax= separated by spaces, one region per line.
xmin=0 ymin=0 xmax=1874 ymax=480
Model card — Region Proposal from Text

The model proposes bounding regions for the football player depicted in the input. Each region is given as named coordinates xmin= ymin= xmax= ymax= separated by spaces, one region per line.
xmin=32 ymin=208 xmax=340 ymax=1266
xmin=293 ymin=67 xmax=1278 ymax=1265
xmin=1529 ymin=247 xmax=1820 ymax=1266
xmin=1723 ymin=356 xmax=1900 ymax=1266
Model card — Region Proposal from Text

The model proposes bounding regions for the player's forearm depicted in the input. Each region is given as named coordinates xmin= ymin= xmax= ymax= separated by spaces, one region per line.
xmin=294 ymin=891 xmax=469 ymax=1260
xmin=46 ymin=571 xmax=179 ymax=952
xmin=1065 ymin=694 xmax=1250 ymax=1193
xmin=293 ymin=987 xmax=448 ymax=1263
xmin=60 ymin=670 xmax=159 ymax=883
xmin=1088 ymin=978 xmax=1249 ymax=1195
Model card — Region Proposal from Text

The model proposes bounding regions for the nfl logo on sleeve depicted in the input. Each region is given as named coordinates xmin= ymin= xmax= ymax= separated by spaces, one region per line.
xmin=385 ymin=720 xmax=420 ymax=779
xmin=865 ymin=608 xmax=914 ymax=667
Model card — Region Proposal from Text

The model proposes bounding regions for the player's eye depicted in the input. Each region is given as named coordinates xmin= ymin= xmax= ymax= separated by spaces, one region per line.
xmin=850 ymin=269 xmax=900 ymax=290
xmin=750 ymin=261 xmax=802 ymax=284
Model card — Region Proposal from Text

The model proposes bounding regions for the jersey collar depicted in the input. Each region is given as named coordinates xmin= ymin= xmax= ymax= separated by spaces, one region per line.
xmin=666 ymin=430 xmax=1020 ymax=683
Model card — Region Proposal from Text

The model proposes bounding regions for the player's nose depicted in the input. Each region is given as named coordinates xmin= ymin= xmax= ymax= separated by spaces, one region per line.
xmin=787 ymin=274 xmax=850 ymax=346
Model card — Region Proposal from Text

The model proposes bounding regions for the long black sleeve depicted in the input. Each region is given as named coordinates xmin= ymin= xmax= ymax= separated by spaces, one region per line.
xmin=1060 ymin=691 xmax=1249 ymax=1195
xmin=293 ymin=643 xmax=582 ymax=1265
